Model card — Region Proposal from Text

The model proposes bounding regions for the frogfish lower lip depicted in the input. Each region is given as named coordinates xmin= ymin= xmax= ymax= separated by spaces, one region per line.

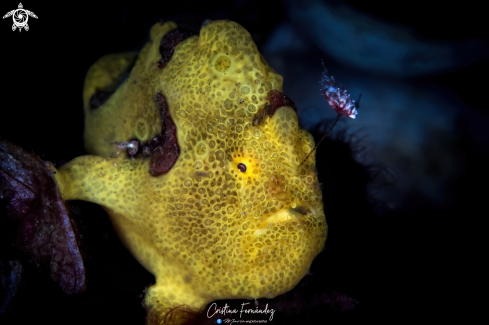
xmin=253 ymin=205 xmax=310 ymax=236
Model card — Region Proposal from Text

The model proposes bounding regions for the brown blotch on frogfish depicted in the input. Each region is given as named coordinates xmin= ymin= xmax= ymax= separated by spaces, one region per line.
xmin=1 ymin=19 xmax=327 ymax=325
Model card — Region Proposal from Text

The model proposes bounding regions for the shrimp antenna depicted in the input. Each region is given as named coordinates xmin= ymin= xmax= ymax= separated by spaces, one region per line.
xmin=299 ymin=114 xmax=341 ymax=167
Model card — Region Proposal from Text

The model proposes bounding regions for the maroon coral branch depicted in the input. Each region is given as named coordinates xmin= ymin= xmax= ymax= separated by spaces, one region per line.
xmin=0 ymin=138 xmax=86 ymax=294
xmin=157 ymin=29 xmax=194 ymax=69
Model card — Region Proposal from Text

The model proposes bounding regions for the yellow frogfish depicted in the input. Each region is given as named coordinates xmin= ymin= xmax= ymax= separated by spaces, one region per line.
xmin=51 ymin=19 xmax=326 ymax=323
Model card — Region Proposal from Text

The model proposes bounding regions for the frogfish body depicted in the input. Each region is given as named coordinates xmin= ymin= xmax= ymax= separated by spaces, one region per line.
xmin=51 ymin=20 xmax=327 ymax=323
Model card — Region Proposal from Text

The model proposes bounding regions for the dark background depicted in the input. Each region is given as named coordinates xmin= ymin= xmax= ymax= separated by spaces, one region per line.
xmin=1 ymin=0 xmax=487 ymax=324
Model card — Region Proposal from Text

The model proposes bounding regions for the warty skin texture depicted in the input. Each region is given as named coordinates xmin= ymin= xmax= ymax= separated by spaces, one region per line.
xmin=51 ymin=20 xmax=327 ymax=323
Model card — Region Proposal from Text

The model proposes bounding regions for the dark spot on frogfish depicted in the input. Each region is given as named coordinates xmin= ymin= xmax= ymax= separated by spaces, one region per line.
xmin=89 ymin=91 xmax=113 ymax=109
xmin=157 ymin=28 xmax=194 ymax=69
xmin=253 ymin=90 xmax=297 ymax=125
xmin=148 ymin=92 xmax=180 ymax=176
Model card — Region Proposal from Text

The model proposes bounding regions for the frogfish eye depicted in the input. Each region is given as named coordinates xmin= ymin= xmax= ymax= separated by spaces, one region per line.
xmin=237 ymin=163 xmax=247 ymax=173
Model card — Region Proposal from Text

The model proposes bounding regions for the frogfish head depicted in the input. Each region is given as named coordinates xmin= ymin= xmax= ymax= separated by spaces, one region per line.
xmin=151 ymin=19 xmax=328 ymax=302
xmin=77 ymin=18 xmax=328 ymax=318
